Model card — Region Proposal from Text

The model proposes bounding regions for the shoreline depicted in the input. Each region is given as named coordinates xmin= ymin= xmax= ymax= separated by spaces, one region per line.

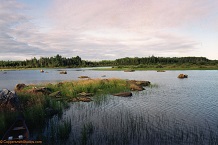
xmin=1 ymin=66 xmax=218 ymax=71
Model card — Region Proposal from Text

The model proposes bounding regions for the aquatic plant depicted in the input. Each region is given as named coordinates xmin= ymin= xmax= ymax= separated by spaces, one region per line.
xmin=64 ymin=100 xmax=218 ymax=145
xmin=41 ymin=117 xmax=72 ymax=145
xmin=149 ymin=83 xmax=159 ymax=88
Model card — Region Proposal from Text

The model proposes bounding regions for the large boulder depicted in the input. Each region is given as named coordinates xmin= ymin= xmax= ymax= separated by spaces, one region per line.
xmin=0 ymin=89 xmax=20 ymax=111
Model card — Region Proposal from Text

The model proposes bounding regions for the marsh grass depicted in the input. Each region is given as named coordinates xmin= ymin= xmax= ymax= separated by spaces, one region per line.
xmin=0 ymin=111 xmax=19 ymax=137
xmin=81 ymin=122 xmax=94 ymax=145
xmin=41 ymin=117 xmax=72 ymax=145
xmin=0 ymin=91 xmax=69 ymax=138
xmin=44 ymin=78 xmax=130 ymax=99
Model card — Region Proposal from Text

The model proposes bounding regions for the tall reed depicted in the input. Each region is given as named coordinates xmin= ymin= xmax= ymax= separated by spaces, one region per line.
xmin=64 ymin=99 xmax=218 ymax=145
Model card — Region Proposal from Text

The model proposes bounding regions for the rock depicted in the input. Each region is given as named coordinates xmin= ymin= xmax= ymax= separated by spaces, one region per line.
xmin=49 ymin=91 xmax=62 ymax=98
xmin=0 ymin=89 xmax=20 ymax=110
xmin=60 ymin=71 xmax=67 ymax=74
xmin=113 ymin=92 xmax=132 ymax=97
xmin=28 ymin=87 xmax=51 ymax=95
xmin=70 ymin=97 xmax=92 ymax=102
xmin=70 ymin=98 xmax=79 ymax=102
xmin=178 ymin=74 xmax=188 ymax=78
xmin=127 ymin=80 xmax=150 ymax=91
xmin=56 ymin=82 xmax=63 ymax=87
xmin=129 ymin=83 xmax=144 ymax=91
xmin=78 ymin=92 xmax=93 ymax=97
xmin=124 ymin=70 xmax=135 ymax=72
xmin=135 ymin=81 xmax=150 ymax=86
xmin=78 ymin=76 xmax=89 ymax=78
xmin=128 ymin=80 xmax=150 ymax=86
xmin=77 ymin=97 xmax=92 ymax=102
xmin=157 ymin=70 xmax=165 ymax=72
xmin=15 ymin=83 xmax=26 ymax=91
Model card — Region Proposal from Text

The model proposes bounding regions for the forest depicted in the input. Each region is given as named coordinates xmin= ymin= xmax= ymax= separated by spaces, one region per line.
xmin=0 ymin=54 xmax=217 ymax=68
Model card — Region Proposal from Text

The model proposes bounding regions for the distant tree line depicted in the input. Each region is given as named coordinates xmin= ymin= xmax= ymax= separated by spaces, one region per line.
xmin=0 ymin=54 xmax=95 ymax=68
xmin=0 ymin=54 xmax=217 ymax=68
xmin=113 ymin=56 xmax=216 ymax=65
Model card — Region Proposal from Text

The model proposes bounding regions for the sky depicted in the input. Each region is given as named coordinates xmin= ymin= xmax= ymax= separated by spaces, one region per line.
xmin=1 ymin=0 xmax=218 ymax=61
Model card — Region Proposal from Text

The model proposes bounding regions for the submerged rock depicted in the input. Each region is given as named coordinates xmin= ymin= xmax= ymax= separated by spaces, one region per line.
xmin=113 ymin=92 xmax=132 ymax=97
xmin=135 ymin=80 xmax=150 ymax=86
xmin=77 ymin=97 xmax=92 ymax=102
xmin=124 ymin=70 xmax=135 ymax=72
xmin=60 ymin=71 xmax=67 ymax=74
xmin=78 ymin=76 xmax=89 ymax=78
xmin=70 ymin=97 xmax=92 ymax=102
xmin=129 ymin=84 xmax=144 ymax=91
xmin=78 ymin=92 xmax=93 ymax=97
xmin=127 ymin=80 xmax=150 ymax=91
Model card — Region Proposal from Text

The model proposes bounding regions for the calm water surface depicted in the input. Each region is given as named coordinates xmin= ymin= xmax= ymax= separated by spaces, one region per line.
xmin=1 ymin=69 xmax=218 ymax=144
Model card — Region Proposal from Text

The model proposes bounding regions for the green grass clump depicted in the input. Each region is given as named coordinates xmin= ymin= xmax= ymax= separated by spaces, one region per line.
xmin=0 ymin=91 xmax=69 ymax=136
xmin=43 ymin=78 xmax=130 ymax=99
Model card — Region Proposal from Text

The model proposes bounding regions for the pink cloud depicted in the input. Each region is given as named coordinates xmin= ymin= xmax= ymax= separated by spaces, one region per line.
xmin=1 ymin=0 xmax=218 ymax=60
xmin=49 ymin=0 xmax=217 ymax=30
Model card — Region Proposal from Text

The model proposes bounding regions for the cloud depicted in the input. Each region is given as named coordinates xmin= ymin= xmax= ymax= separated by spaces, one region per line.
xmin=46 ymin=0 xmax=218 ymax=59
xmin=0 ymin=0 xmax=218 ymax=60
xmin=50 ymin=0 xmax=217 ymax=29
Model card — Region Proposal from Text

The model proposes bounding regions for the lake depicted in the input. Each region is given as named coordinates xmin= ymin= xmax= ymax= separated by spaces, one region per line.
xmin=1 ymin=69 xmax=218 ymax=144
